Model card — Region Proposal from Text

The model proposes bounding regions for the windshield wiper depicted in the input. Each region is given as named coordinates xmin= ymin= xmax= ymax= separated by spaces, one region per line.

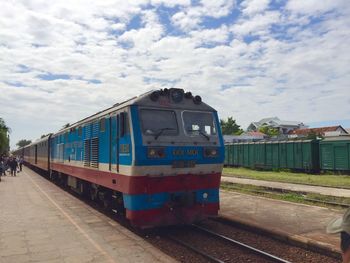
xmin=154 ymin=128 xmax=176 ymax=140
xmin=187 ymin=129 xmax=210 ymax=141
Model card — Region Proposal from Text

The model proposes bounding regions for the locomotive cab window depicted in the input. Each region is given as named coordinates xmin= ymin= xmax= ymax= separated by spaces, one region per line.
xmin=183 ymin=111 xmax=217 ymax=137
xmin=140 ymin=109 xmax=178 ymax=137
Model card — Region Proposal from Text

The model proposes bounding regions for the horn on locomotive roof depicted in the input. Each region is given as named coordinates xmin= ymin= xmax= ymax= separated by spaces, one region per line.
xmin=193 ymin=95 xmax=202 ymax=104
xmin=149 ymin=88 xmax=201 ymax=104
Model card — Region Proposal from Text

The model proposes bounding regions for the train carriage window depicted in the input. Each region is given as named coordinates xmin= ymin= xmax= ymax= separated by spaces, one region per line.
xmin=78 ymin=126 xmax=82 ymax=137
xmin=99 ymin=118 xmax=105 ymax=132
xmin=140 ymin=109 xmax=178 ymax=137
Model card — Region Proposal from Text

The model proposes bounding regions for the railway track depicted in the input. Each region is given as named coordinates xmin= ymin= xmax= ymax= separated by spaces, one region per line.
xmin=168 ymin=224 xmax=291 ymax=263
xmin=31 ymin=168 xmax=339 ymax=263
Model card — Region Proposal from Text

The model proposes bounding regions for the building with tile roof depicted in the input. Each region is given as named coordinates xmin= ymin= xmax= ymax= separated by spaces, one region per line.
xmin=288 ymin=125 xmax=348 ymax=138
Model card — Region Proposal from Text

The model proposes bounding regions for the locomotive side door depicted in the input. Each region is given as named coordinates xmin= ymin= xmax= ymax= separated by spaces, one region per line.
xmin=115 ymin=111 xmax=130 ymax=172
xmin=116 ymin=114 xmax=120 ymax=172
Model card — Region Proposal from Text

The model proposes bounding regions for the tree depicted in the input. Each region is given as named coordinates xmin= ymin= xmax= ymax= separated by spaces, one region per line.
xmin=16 ymin=139 xmax=32 ymax=148
xmin=41 ymin=133 xmax=52 ymax=138
xmin=0 ymin=118 xmax=10 ymax=154
xmin=307 ymin=131 xmax=323 ymax=140
xmin=61 ymin=123 xmax=70 ymax=130
xmin=220 ymin=117 xmax=243 ymax=135
xmin=258 ymin=126 xmax=280 ymax=137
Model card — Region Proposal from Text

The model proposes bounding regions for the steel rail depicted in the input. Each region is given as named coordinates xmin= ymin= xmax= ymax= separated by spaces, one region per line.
xmin=191 ymin=224 xmax=291 ymax=263
xmin=167 ymin=235 xmax=225 ymax=263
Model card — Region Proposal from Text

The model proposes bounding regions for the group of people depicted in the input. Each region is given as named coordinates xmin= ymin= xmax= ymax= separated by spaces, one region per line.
xmin=0 ymin=155 xmax=23 ymax=181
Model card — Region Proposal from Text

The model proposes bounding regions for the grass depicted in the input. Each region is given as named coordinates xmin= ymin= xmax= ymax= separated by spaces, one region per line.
xmin=221 ymin=182 xmax=350 ymax=209
xmin=223 ymin=167 xmax=350 ymax=189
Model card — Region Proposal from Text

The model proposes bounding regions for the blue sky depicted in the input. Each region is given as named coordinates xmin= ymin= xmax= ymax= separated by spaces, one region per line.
xmin=0 ymin=0 xmax=349 ymax=148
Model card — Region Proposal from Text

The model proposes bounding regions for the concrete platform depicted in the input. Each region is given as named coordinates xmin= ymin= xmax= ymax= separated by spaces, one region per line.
xmin=0 ymin=167 xmax=176 ymax=263
xmin=219 ymin=190 xmax=344 ymax=255
xmin=222 ymin=176 xmax=350 ymax=197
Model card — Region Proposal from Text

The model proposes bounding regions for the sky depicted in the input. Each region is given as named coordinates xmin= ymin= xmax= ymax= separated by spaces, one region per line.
xmin=0 ymin=0 xmax=349 ymax=149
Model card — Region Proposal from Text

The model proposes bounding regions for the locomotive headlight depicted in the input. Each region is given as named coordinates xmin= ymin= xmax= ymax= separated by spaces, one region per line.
xmin=204 ymin=147 xmax=219 ymax=158
xmin=148 ymin=148 xmax=157 ymax=157
xmin=170 ymin=89 xmax=184 ymax=103
xmin=203 ymin=192 xmax=208 ymax=199
xmin=147 ymin=147 xmax=166 ymax=158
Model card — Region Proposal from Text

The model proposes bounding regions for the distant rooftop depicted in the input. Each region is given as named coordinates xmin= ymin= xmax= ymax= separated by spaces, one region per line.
xmin=289 ymin=126 xmax=348 ymax=135
xmin=248 ymin=117 xmax=306 ymax=130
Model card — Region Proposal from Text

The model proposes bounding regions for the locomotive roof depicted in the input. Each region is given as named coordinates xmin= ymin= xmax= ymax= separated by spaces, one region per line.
xmin=56 ymin=88 xmax=216 ymax=135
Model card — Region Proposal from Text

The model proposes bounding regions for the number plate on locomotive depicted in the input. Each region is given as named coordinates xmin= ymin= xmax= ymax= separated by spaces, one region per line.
xmin=172 ymin=160 xmax=196 ymax=168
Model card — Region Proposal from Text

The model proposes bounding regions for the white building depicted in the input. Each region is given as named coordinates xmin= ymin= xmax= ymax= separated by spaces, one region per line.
xmin=247 ymin=117 xmax=306 ymax=135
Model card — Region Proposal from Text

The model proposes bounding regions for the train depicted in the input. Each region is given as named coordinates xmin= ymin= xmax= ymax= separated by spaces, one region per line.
xmin=224 ymin=136 xmax=350 ymax=173
xmin=13 ymin=88 xmax=225 ymax=228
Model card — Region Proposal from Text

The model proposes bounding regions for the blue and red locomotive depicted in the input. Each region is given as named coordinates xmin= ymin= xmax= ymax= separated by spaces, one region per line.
xmin=16 ymin=89 xmax=224 ymax=228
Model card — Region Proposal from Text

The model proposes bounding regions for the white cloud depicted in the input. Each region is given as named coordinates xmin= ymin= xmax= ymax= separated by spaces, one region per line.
xmin=0 ymin=0 xmax=349 ymax=148
xmin=171 ymin=0 xmax=236 ymax=31
xmin=286 ymin=0 xmax=347 ymax=16
xmin=231 ymin=11 xmax=280 ymax=37
xmin=241 ymin=0 xmax=271 ymax=16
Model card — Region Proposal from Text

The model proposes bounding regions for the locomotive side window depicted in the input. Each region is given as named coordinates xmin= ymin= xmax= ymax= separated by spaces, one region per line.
xmin=183 ymin=111 xmax=217 ymax=137
xmin=99 ymin=118 xmax=105 ymax=132
xmin=140 ymin=109 xmax=178 ymax=137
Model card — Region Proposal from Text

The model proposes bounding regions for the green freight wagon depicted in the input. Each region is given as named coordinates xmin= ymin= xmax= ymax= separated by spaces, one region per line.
xmin=254 ymin=142 xmax=266 ymax=169
xmin=301 ymin=140 xmax=319 ymax=171
xmin=248 ymin=143 xmax=255 ymax=168
xmin=233 ymin=143 xmax=239 ymax=166
xmin=279 ymin=141 xmax=288 ymax=168
xmin=320 ymin=136 xmax=350 ymax=171
xmin=265 ymin=141 xmax=279 ymax=169
xmin=294 ymin=141 xmax=303 ymax=169
xmin=243 ymin=143 xmax=249 ymax=167
xmin=286 ymin=141 xmax=295 ymax=169
xmin=237 ymin=143 xmax=244 ymax=166
xmin=281 ymin=140 xmax=319 ymax=171
xmin=229 ymin=144 xmax=234 ymax=166
xmin=225 ymin=139 xmax=320 ymax=172
xmin=224 ymin=144 xmax=229 ymax=165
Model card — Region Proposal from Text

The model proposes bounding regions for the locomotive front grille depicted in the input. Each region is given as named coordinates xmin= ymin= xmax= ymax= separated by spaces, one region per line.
xmin=90 ymin=137 xmax=99 ymax=169
xmin=170 ymin=192 xmax=196 ymax=207
xmin=83 ymin=139 xmax=90 ymax=167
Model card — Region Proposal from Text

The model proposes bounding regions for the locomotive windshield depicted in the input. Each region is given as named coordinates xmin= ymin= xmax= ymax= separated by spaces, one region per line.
xmin=183 ymin=111 xmax=217 ymax=138
xmin=140 ymin=109 xmax=178 ymax=137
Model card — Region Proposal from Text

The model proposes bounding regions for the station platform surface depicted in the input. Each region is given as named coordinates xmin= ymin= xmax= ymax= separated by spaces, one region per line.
xmin=222 ymin=175 xmax=350 ymax=197
xmin=219 ymin=190 xmax=344 ymax=254
xmin=0 ymin=167 xmax=176 ymax=263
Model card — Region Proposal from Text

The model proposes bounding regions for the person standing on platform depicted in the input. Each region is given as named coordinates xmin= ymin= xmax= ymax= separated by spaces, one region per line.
xmin=9 ymin=157 xmax=18 ymax=176
xmin=19 ymin=156 xmax=23 ymax=172
xmin=0 ymin=160 xmax=3 ymax=181
xmin=0 ymin=156 xmax=6 ymax=176
xmin=0 ymin=158 xmax=5 ymax=177
xmin=327 ymin=208 xmax=350 ymax=263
